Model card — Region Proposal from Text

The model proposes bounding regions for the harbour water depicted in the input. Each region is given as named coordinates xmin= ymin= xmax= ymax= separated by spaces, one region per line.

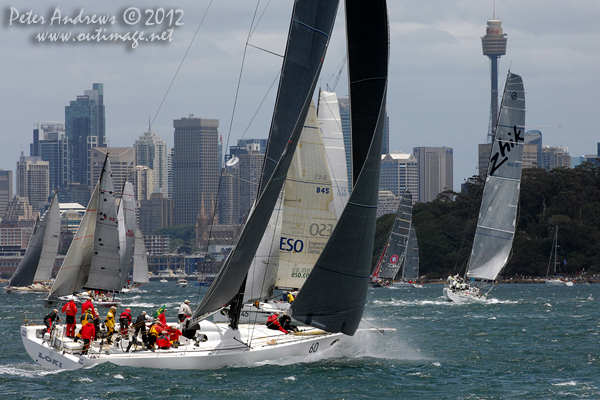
xmin=1 ymin=282 xmax=599 ymax=399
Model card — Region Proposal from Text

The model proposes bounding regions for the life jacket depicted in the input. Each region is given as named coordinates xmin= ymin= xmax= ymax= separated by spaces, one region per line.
xmin=80 ymin=311 xmax=94 ymax=326
xmin=105 ymin=310 xmax=115 ymax=328
xmin=149 ymin=323 xmax=164 ymax=337
xmin=156 ymin=333 xmax=170 ymax=349
xmin=119 ymin=310 xmax=132 ymax=325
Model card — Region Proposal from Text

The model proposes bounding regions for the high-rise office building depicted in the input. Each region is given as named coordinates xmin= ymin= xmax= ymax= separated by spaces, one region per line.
xmin=173 ymin=116 xmax=219 ymax=226
xmin=167 ymin=147 xmax=174 ymax=200
xmin=0 ymin=169 xmax=13 ymax=220
xmin=413 ymin=147 xmax=453 ymax=203
xmin=16 ymin=153 xmax=50 ymax=211
xmin=138 ymin=192 xmax=174 ymax=236
xmin=132 ymin=165 xmax=154 ymax=202
xmin=380 ymin=152 xmax=419 ymax=199
xmin=219 ymin=139 xmax=266 ymax=225
xmin=338 ymin=95 xmax=389 ymax=191
xmin=134 ymin=129 xmax=168 ymax=196
xmin=89 ymin=147 xmax=135 ymax=198
xmin=65 ymin=83 xmax=105 ymax=187
xmin=541 ymin=145 xmax=571 ymax=171
xmin=338 ymin=96 xmax=352 ymax=193
xmin=31 ymin=122 xmax=69 ymax=193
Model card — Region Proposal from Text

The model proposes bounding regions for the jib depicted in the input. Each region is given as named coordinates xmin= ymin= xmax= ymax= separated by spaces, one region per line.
xmin=279 ymin=237 xmax=304 ymax=252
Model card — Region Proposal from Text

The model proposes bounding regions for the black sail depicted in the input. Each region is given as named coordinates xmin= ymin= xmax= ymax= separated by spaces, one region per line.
xmin=377 ymin=190 xmax=413 ymax=280
xmin=290 ymin=0 xmax=389 ymax=335
xmin=8 ymin=216 xmax=42 ymax=287
xmin=192 ymin=0 xmax=339 ymax=320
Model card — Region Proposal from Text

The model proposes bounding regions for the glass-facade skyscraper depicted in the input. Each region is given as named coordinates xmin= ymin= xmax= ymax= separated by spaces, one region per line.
xmin=65 ymin=83 xmax=105 ymax=187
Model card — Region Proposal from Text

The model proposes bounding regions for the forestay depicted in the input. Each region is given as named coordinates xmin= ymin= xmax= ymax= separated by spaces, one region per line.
xmin=466 ymin=72 xmax=525 ymax=282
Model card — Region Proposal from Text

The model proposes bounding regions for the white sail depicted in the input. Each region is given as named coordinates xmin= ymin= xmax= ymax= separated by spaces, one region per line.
xmin=86 ymin=157 xmax=121 ymax=291
xmin=118 ymin=182 xmax=136 ymax=287
xmin=318 ymin=90 xmax=349 ymax=219
xmin=32 ymin=193 xmax=61 ymax=282
xmin=49 ymin=184 xmax=99 ymax=297
xmin=466 ymin=73 xmax=525 ymax=282
xmin=132 ymin=224 xmax=150 ymax=284
xmin=242 ymin=193 xmax=283 ymax=302
xmin=276 ymin=101 xmax=337 ymax=290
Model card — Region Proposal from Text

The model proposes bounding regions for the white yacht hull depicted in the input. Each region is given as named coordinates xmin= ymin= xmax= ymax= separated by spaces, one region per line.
xmin=443 ymin=286 xmax=487 ymax=303
xmin=3 ymin=286 xmax=49 ymax=294
xmin=546 ymin=279 xmax=573 ymax=287
xmin=21 ymin=320 xmax=347 ymax=371
xmin=44 ymin=294 xmax=119 ymax=309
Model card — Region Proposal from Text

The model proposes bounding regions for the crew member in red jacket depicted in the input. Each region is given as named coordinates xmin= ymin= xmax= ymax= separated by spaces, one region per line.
xmin=80 ymin=321 xmax=96 ymax=354
xmin=156 ymin=331 xmax=171 ymax=349
xmin=81 ymin=297 xmax=95 ymax=316
xmin=266 ymin=313 xmax=288 ymax=334
xmin=62 ymin=299 xmax=78 ymax=338
xmin=119 ymin=308 xmax=132 ymax=334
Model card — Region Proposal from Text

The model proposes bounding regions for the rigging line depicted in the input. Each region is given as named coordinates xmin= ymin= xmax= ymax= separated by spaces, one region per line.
xmin=238 ymin=71 xmax=281 ymax=141
xmin=199 ymin=0 xmax=263 ymax=273
xmin=249 ymin=0 xmax=272 ymax=38
xmin=247 ymin=43 xmax=284 ymax=58
xmin=149 ymin=0 xmax=215 ymax=130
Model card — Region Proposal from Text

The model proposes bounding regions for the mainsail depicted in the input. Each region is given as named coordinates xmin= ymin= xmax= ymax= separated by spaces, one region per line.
xmin=9 ymin=193 xmax=60 ymax=287
xmin=192 ymin=0 xmax=339 ymax=321
xmin=466 ymin=72 xmax=525 ymax=282
xmin=49 ymin=156 xmax=121 ymax=297
xmin=318 ymin=90 xmax=349 ymax=219
xmin=290 ymin=0 xmax=389 ymax=335
xmin=377 ymin=190 xmax=413 ymax=280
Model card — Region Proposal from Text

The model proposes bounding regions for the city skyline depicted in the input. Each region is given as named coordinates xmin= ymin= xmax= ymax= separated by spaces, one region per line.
xmin=2 ymin=1 xmax=599 ymax=191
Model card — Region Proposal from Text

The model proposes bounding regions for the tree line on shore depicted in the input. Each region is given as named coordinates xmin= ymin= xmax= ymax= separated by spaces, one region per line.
xmin=374 ymin=163 xmax=600 ymax=280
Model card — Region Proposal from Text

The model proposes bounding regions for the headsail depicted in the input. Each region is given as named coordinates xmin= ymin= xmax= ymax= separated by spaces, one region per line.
xmin=118 ymin=182 xmax=136 ymax=287
xmin=276 ymin=101 xmax=337 ymax=290
xmin=192 ymin=0 xmax=339 ymax=321
xmin=132 ymin=224 xmax=150 ymax=284
xmin=402 ymin=226 xmax=419 ymax=281
xmin=290 ymin=0 xmax=389 ymax=335
xmin=466 ymin=72 xmax=525 ymax=282
xmin=377 ymin=190 xmax=413 ymax=280
xmin=9 ymin=193 xmax=60 ymax=287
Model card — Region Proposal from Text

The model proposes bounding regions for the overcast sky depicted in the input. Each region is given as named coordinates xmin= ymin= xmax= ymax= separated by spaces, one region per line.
xmin=2 ymin=0 xmax=599 ymax=191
